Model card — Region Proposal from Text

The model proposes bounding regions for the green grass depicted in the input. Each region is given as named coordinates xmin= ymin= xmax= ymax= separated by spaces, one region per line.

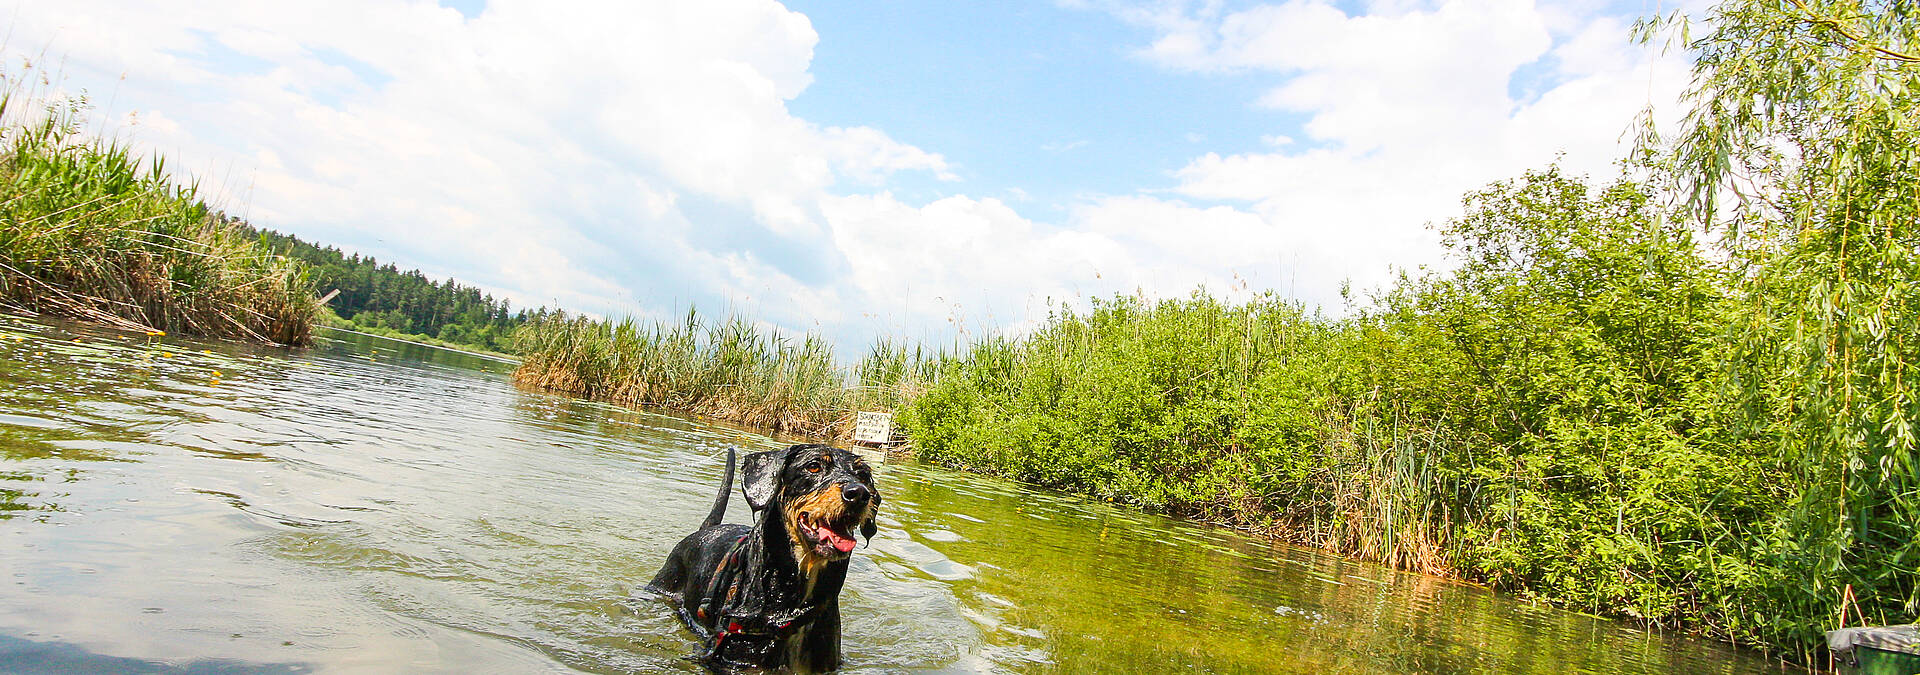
xmin=0 ymin=70 xmax=315 ymax=345
xmin=512 ymin=308 xmax=937 ymax=440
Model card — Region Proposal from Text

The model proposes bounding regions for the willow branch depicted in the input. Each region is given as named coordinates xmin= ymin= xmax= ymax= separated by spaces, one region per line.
xmin=1789 ymin=0 xmax=1920 ymax=63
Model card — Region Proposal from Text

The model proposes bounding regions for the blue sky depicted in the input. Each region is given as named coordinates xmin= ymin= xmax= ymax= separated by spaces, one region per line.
xmin=6 ymin=0 xmax=1696 ymax=350
xmin=788 ymin=1 xmax=1284 ymax=213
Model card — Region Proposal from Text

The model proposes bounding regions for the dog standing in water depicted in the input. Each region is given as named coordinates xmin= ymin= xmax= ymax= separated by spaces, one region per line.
xmin=648 ymin=444 xmax=881 ymax=672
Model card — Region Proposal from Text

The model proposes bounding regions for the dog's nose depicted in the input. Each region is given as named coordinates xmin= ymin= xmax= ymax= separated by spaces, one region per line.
xmin=841 ymin=483 xmax=870 ymax=503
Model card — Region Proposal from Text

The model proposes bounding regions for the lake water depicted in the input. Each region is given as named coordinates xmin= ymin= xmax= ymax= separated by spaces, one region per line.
xmin=0 ymin=316 xmax=1785 ymax=673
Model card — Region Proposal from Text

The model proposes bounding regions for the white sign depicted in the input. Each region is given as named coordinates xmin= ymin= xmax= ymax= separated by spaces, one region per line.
xmin=852 ymin=411 xmax=894 ymax=444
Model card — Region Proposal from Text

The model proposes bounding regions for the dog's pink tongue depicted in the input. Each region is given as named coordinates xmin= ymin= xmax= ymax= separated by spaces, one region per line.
xmin=827 ymin=529 xmax=857 ymax=553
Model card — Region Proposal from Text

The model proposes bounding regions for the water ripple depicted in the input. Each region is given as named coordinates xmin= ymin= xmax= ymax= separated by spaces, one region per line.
xmin=0 ymin=317 xmax=1785 ymax=674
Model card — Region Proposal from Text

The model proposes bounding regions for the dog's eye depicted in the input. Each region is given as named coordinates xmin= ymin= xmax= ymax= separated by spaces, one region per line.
xmin=806 ymin=462 xmax=822 ymax=474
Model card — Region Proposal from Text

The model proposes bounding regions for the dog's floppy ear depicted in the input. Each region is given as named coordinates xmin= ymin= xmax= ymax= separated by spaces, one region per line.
xmin=740 ymin=447 xmax=792 ymax=511
xmin=860 ymin=491 xmax=880 ymax=541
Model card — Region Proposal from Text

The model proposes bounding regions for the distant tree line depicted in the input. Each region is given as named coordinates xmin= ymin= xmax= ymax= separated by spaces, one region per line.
xmin=229 ymin=219 xmax=546 ymax=352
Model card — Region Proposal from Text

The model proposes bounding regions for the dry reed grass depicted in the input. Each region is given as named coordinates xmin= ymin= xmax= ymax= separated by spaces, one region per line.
xmin=512 ymin=310 xmax=938 ymax=442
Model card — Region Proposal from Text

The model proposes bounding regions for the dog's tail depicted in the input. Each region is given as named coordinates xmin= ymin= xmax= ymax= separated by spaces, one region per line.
xmin=701 ymin=447 xmax=737 ymax=530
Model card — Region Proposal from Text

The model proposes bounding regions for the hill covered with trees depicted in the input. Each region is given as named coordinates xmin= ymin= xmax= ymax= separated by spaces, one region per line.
xmin=235 ymin=222 xmax=544 ymax=353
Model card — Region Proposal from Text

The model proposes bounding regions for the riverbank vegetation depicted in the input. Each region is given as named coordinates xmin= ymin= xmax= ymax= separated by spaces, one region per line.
xmin=0 ymin=77 xmax=315 ymax=345
xmin=0 ymin=62 xmax=545 ymax=351
xmin=511 ymin=0 xmax=1918 ymax=659
xmin=905 ymin=167 xmax=1792 ymax=642
xmin=905 ymin=0 xmax=1920 ymax=658
xmin=513 ymin=310 xmax=935 ymax=438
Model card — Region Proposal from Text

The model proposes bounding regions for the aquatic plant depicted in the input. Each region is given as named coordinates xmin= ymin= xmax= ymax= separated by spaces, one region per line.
xmin=0 ymin=66 xmax=315 ymax=345
xmin=513 ymin=308 xmax=942 ymax=439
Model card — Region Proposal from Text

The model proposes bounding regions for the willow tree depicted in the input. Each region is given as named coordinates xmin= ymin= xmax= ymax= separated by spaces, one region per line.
xmin=1646 ymin=0 xmax=1919 ymax=651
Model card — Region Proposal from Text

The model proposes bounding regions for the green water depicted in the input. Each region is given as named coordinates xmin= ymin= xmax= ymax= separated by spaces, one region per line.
xmin=0 ymin=316 xmax=1784 ymax=673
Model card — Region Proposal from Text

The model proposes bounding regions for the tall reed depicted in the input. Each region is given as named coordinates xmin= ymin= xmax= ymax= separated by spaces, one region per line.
xmin=513 ymin=308 xmax=942 ymax=439
xmin=0 ymin=69 xmax=315 ymax=344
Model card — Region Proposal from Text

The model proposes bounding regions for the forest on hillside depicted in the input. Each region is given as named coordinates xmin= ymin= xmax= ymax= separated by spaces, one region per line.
xmin=236 ymin=222 xmax=544 ymax=353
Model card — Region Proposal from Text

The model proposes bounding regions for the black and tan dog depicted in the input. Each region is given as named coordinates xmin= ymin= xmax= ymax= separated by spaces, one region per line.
xmin=648 ymin=444 xmax=880 ymax=672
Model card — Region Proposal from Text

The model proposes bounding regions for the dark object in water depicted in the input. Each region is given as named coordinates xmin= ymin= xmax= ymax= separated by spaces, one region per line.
xmin=647 ymin=445 xmax=882 ymax=672
xmin=1829 ymin=625 xmax=1920 ymax=675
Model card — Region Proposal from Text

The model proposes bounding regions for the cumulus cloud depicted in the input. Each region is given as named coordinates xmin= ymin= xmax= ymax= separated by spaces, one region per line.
xmin=1104 ymin=0 xmax=1693 ymax=299
xmin=5 ymin=0 xmax=1694 ymax=350
xmin=818 ymin=0 xmax=1695 ymax=337
xmin=5 ymin=0 xmax=946 ymax=326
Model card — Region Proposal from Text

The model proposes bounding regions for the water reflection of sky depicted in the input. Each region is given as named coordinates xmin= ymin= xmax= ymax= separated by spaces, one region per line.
xmin=0 ymin=316 xmax=1782 ymax=674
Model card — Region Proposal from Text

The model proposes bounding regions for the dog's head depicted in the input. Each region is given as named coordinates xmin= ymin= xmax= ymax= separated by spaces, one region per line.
xmin=740 ymin=444 xmax=881 ymax=567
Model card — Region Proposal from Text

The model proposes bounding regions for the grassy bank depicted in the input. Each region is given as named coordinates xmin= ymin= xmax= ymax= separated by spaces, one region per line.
xmin=512 ymin=309 xmax=934 ymax=439
xmin=0 ymin=76 xmax=315 ymax=345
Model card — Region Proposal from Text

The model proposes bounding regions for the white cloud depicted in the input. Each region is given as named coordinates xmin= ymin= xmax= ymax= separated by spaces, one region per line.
xmin=5 ymin=0 xmax=1695 ymax=352
xmin=5 ymin=0 xmax=947 ymax=322
xmin=1114 ymin=0 xmax=1691 ymax=296
xmin=823 ymin=193 xmax=1127 ymax=338
xmin=822 ymin=191 xmax=1310 ymax=342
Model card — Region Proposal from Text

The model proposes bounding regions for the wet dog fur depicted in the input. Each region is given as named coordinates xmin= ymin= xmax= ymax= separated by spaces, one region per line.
xmin=647 ymin=444 xmax=880 ymax=672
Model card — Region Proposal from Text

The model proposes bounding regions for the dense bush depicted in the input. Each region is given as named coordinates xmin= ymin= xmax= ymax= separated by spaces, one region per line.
xmin=904 ymin=0 xmax=1920 ymax=656
xmin=904 ymin=166 xmax=1787 ymax=629
xmin=900 ymin=156 xmax=1903 ymax=654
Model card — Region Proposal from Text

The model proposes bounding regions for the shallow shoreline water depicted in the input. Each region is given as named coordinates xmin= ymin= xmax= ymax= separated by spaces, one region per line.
xmin=0 ymin=315 xmax=1784 ymax=673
